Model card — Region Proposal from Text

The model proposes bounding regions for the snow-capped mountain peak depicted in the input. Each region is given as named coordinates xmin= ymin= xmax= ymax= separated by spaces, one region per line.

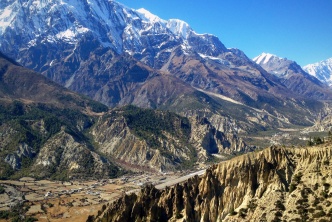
xmin=0 ymin=0 xmax=228 ymax=71
xmin=0 ymin=0 xmax=133 ymax=49
xmin=134 ymin=9 xmax=194 ymax=39
xmin=136 ymin=8 xmax=164 ymax=23
xmin=253 ymin=52 xmax=285 ymax=65
xmin=253 ymin=52 xmax=302 ymax=77
xmin=166 ymin=19 xmax=192 ymax=39
xmin=303 ymin=58 xmax=332 ymax=86
xmin=0 ymin=0 xmax=20 ymax=34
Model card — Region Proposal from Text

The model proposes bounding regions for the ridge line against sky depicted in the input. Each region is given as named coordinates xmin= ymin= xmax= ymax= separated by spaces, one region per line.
xmin=117 ymin=0 xmax=332 ymax=66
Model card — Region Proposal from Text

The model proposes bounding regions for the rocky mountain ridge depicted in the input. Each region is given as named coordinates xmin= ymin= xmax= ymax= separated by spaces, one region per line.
xmin=91 ymin=106 xmax=249 ymax=172
xmin=96 ymin=144 xmax=332 ymax=222
xmin=253 ymin=52 xmax=332 ymax=99
xmin=0 ymin=52 xmax=249 ymax=178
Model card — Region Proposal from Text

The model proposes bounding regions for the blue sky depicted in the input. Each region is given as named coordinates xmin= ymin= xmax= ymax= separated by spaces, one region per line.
xmin=118 ymin=0 xmax=332 ymax=66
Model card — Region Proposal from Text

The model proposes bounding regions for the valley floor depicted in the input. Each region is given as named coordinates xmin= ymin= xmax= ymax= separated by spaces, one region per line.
xmin=0 ymin=168 xmax=206 ymax=221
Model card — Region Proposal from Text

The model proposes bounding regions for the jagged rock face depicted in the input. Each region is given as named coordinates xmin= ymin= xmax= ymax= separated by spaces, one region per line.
xmin=97 ymin=145 xmax=332 ymax=222
xmin=0 ymin=51 xmax=118 ymax=179
xmin=0 ymin=101 xmax=250 ymax=179
xmin=0 ymin=101 xmax=119 ymax=180
xmin=189 ymin=116 xmax=248 ymax=156
xmin=90 ymin=107 xmax=249 ymax=172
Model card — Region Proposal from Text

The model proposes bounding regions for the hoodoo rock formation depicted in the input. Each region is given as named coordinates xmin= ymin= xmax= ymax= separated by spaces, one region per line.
xmin=94 ymin=144 xmax=332 ymax=221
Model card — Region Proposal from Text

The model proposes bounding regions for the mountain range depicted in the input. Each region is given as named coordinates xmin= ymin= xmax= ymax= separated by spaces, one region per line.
xmin=0 ymin=52 xmax=249 ymax=179
xmin=0 ymin=0 xmax=331 ymax=139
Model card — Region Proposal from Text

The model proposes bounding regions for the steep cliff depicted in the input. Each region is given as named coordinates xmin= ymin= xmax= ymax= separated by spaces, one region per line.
xmin=96 ymin=144 xmax=332 ymax=221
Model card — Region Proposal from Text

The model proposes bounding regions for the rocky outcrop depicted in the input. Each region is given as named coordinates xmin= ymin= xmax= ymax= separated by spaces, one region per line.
xmin=91 ymin=107 xmax=249 ymax=172
xmin=305 ymin=103 xmax=332 ymax=132
xmin=4 ymin=143 xmax=36 ymax=170
xmin=189 ymin=116 xmax=248 ymax=156
xmin=31 ymin=129 xmax=117 ymax=179
xmin=96 ymin=144 xmax=332 ymax=222
xmin=91 ymin=113 xmax=193 ymax=172
xmin=0 ymin=52 xmax=116 ymax=179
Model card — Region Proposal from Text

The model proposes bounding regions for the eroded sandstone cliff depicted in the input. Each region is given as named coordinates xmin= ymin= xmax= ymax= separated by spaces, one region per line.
xmin=95 ymin=144 xmax=332 ymax=221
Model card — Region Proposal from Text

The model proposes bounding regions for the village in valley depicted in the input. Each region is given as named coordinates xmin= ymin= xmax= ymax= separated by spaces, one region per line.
xmin=0 ymin=169 xmax=205 ymax=221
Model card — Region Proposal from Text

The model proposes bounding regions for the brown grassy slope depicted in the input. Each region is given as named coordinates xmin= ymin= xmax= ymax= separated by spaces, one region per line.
xmin=0 ymin=52 xmax=107 ymax=112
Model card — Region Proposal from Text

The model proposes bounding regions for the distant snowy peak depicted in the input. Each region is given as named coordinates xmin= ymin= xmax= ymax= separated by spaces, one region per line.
xmin=303 ymin=58 xmax=332 ymax=86
xmin=136 ymin=8 xmax=164 ymax=23
xmin=253 ymin=52 xmax=302 ymax=77
xmin=135 ymin=9 xmax=193 ymax=39
xmin=166 ymin=19 xmax=192 ymax=39
xmin=253 ymin=52 xmax=286 ymax=65
xmin=252 ymin=52 xmax=327 ymax=97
